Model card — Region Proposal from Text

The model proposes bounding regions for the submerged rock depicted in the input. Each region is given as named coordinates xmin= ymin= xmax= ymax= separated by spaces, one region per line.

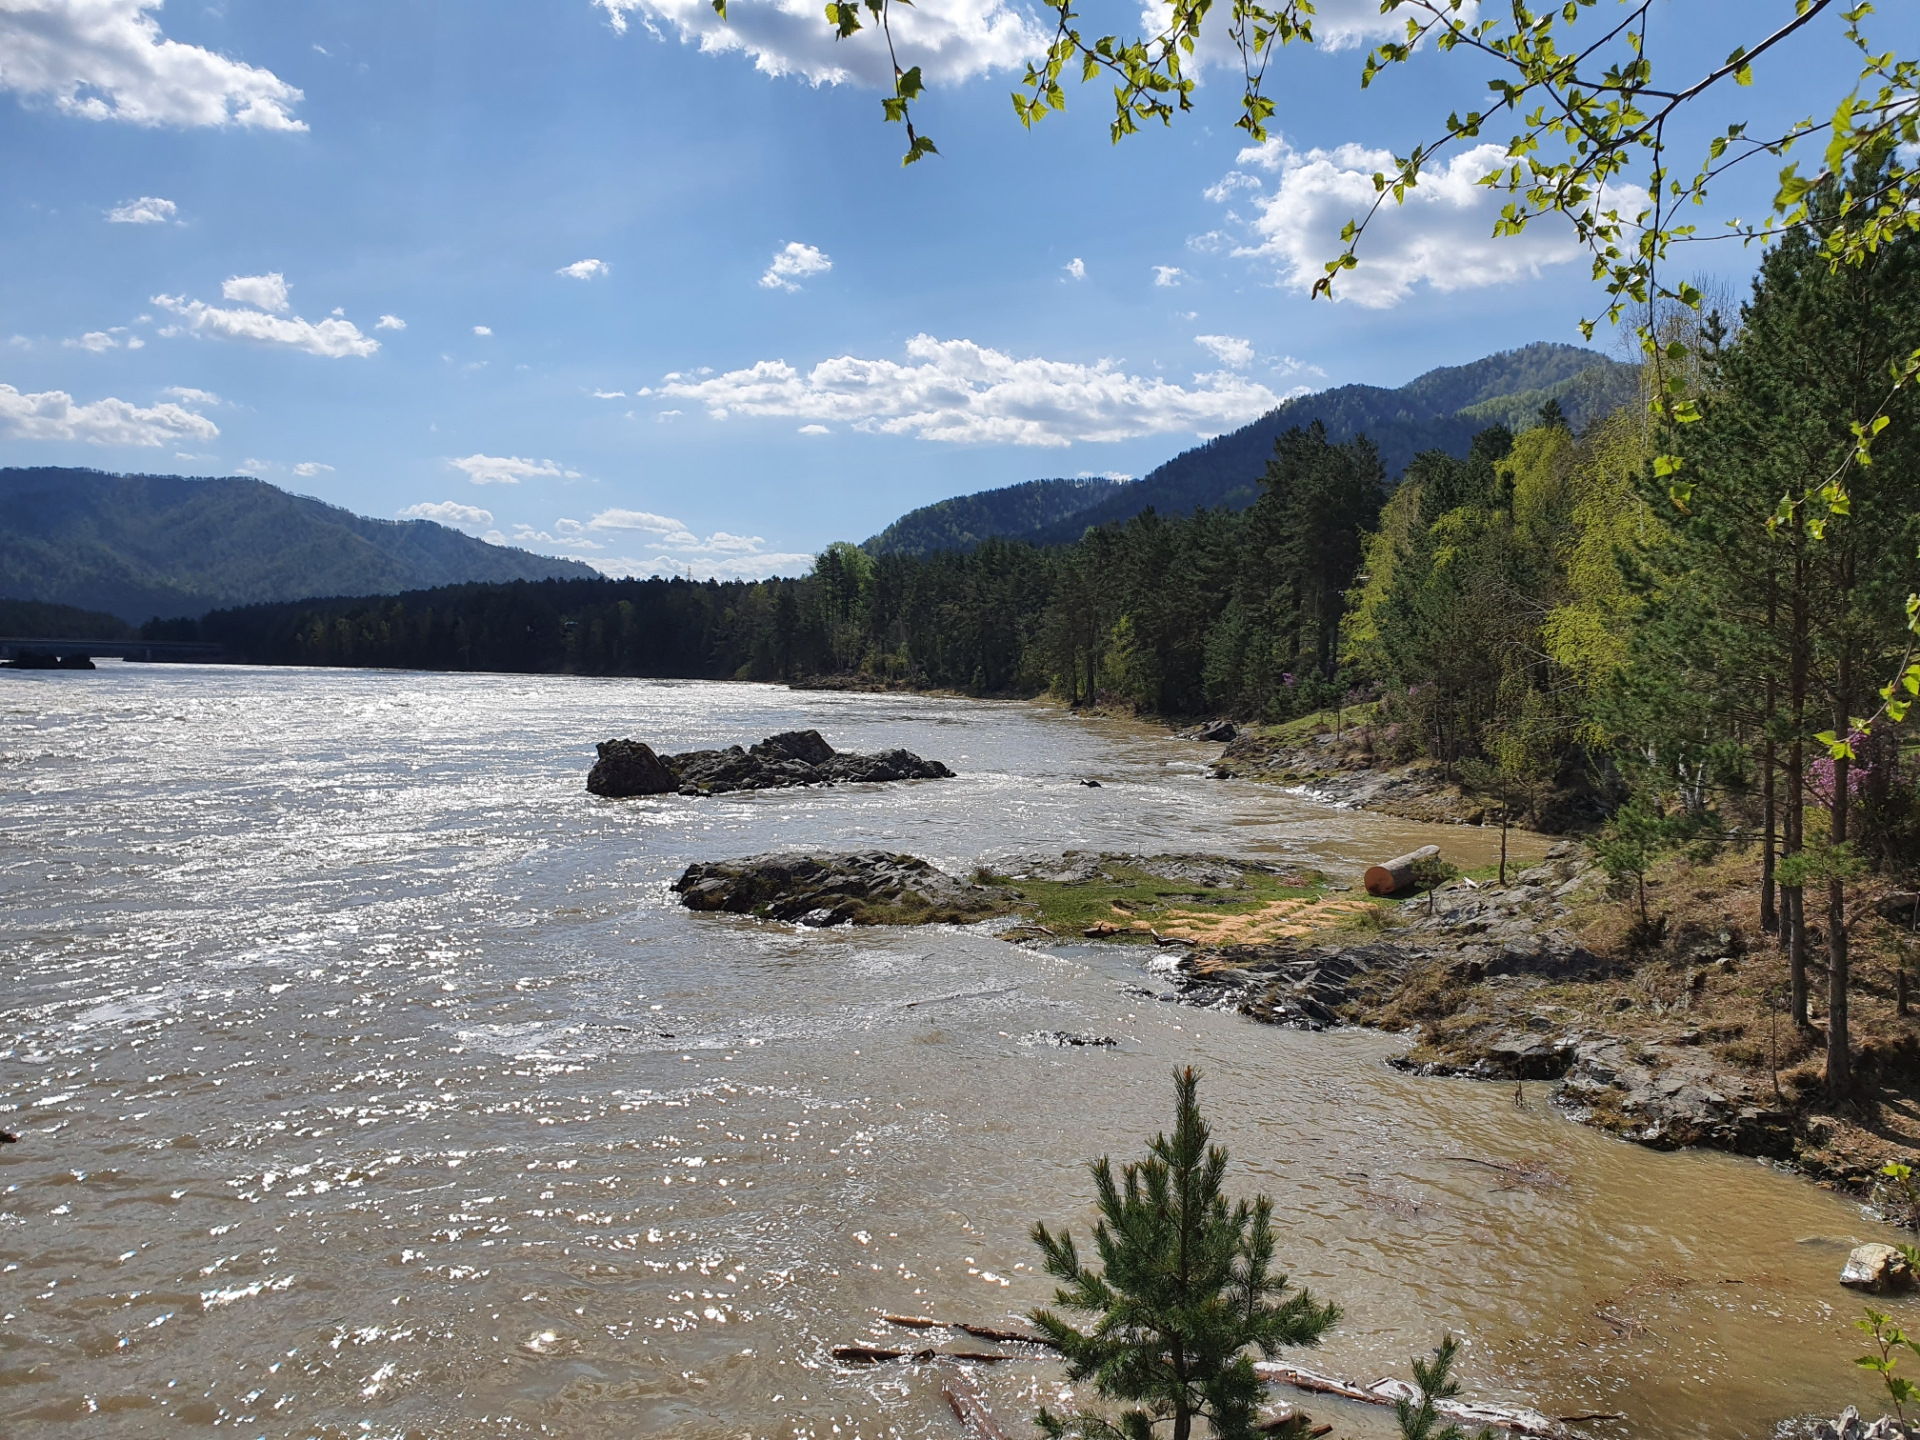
xmin=1023 ymin=1030 xmax=1119 ymax=1048
xmin=1804 ymin=1407 xmax=1918 ymax=1440
xmin=672 ymin=851 xmax=1013 ymax=926
xmin=590 ymin=728 xmax=954 ymax=798
xmin=1842 ymin=1243 xmax=1914 ymax=1294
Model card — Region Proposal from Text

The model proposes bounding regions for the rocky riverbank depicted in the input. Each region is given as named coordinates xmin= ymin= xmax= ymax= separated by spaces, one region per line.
xmin=589 ymin=728 xmax=953 ymax=798
xmin=669 ymin=834 xmax=1920 ymax=1195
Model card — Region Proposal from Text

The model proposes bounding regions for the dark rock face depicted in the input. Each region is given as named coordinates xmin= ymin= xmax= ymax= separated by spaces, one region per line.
xmin=672 ymin=851 xmax=1012 ymax=926
xmin=587 ymin=739 xmax=678 ymax=797
xmin=1184 ymin=719 xmax=1237 ymax=742
xmin=1162 ymin=942 xmax=1408 ymax=1031
xmin=588 ymin=729 xmax=955 ymax=798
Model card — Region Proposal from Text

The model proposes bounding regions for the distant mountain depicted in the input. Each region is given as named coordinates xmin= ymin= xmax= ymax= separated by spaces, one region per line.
xmin=874 ymin=343 xmax=1637 ymax=554
xmin=864 ymin=476 xmax=1129 ymax=557
xmin=0 ymin=468 xmax=597 ymax=623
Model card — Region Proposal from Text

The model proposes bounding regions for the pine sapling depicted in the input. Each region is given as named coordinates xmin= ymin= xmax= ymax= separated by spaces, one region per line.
xmin=1030 ymin=1066 xmax=1339 ymax=1440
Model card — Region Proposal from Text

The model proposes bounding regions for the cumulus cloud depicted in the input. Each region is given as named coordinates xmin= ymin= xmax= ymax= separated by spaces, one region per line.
xmin=0 ymin=0 xmax=305 ymax=129
xmin=591 ymin=388 xmax=626 ymax=399
xmin=0 ymin=382 xmax=219 ymax=446
xmin=472 ymin=325 xmax=492 ymax=336
xmin=1220 ymin=136 xmax=1647 ymax=308
xmin=292 ymin=461 xmax=332 ymax=477
xmin=221 ymin=272 xmax=289 ymax=312
xmin=656 ymin=333 xmax=1283 ymax=447
xmin=1152 ymin=265 xmax=1184 ymax=287
xmin=558 ymin=257 xmax=610 ymax=280
xmin=69 ymin=330 xmax=116 ymax=352
xmin=375 ymin=314 xmax=406 ymax=331
xmin=161 ymin=385 xmax=219 ymax=404
xmin=154 ymin=290 xmax=379 ymax=358
xmin=594 ymin=0 xmax=1045 ymax=88
xmin=1193 ymin=334 xmax=1253 ymax=368
xmin=760 ymin=241 xmax=831 ymax=291
xmin=448 ymin=453 xmax=580 ymax=485
xmin=533 ymin=505 xmax=807 ymax=579
xmin=401 ymin=500 xmax=495 ymax=529
xmin=798 ymin=423 xmax=829 ymax=434
xmin=107 ymin=194 xmax=175 ymax=224
xmin=1063 ymin=257 xmax=1086 ymax=280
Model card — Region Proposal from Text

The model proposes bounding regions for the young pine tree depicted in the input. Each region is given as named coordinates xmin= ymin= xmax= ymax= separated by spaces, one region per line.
xmin=1030 ymin=1067 xmax=1338 ymax=1440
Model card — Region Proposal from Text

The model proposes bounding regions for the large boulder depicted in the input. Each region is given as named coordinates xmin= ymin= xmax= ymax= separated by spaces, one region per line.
xmin=1842 ymin=1243 xmax=1914 ymax=1294
xmin=672 ymin=851 xmax=1013 ymax=926
xmin=588 ymin=729 xmax=955 ymax=797
xmin=587 ymin=739 xmax=677 ymax=797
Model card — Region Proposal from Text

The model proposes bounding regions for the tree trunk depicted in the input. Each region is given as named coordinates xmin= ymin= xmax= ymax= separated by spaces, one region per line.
xmin=1499 ymin=809 xmax=1510 ymax=887
xmin=1763 ymin=688 xmax=1779 ymax=935
xmin=1786 ymin=538 xmax=1810 ymax=1025
xmin=1827 ymin=651 xmax=1853 ymax=1100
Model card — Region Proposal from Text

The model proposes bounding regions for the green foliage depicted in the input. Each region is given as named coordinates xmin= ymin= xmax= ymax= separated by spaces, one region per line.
xmin=1031 ymin=1067 xmax=1338 ymax=1440
xmin=1394 ymin=1335 xmax=1496 ymax=1440
xmin=1586 ymin=798 xmax=1694 ymax=925
xmin=1856 ymin=1303 xmax=1920 ymax=1423
xmin=0 ymin=598 xmax=133 ymax=641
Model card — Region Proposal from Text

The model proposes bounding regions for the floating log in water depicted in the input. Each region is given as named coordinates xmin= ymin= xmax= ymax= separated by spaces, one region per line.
xmin=1253 ymin=1362 xmax=1559 ymax=1436
xmin=954 ymin=1322 xmax=1056 ymax=1348
xmin=943 ymin=1367 xmax=1014 ymax=1440
xmin=834 ymin=1345 xmax=911 ymax=1363
xmin=883 ymin=1314 xmax=939 ymax=1329
xmin=1363 ymin=844 xmax=1440 ymax=897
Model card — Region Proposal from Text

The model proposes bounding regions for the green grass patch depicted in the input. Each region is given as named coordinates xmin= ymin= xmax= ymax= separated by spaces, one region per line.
xmin=985 ymin=862 xmax=1328 ymax=941
xmin=1245 ymin=701 xmax=1383 ymax=749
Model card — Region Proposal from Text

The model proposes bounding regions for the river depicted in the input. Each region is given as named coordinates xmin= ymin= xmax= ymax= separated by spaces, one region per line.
xmin=0 ymin=667 xmax=1905 ymax=1437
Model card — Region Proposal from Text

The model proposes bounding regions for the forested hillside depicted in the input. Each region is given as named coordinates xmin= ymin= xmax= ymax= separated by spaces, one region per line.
xmin=864 ymin=477 xmax=1126 ymax=556
xmin=1017 ymin=342 xmax=1637 ymax=546
xmin=0 ymin=468 xmax=596 ymax=622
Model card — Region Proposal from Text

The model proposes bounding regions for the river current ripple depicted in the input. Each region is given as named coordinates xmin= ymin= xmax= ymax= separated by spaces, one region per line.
xmin=0 ymin=667 xmax=1902 ymax=1437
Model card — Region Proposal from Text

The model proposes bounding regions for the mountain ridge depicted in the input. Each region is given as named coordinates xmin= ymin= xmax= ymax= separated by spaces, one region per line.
xmin=867 ymin=342 xmax=1638 ymax=556
xmin=0 ymin=468 xmax=596 ymax=623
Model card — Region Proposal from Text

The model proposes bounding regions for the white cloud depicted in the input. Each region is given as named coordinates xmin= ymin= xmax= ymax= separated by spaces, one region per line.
xmin=1063 ymin=257 xmax=1086 ymax=280
xmin=107 ymin=194 xmax=175 ymax=224
xmin=221 ymin=272 xmax=289 ymax=313
xmin=1193 ymin=334 xmax=1253 ymax=368
xmin=401 ymin=500 xmax=495 ymax=529
xmin=449 ymin=453 xmax=580 ymax=485
xmin=558 ymin=257 xmax=610 ymax=280
xmin=69 ymin=330 xmax=117 ymax=352
xmin=1152 ymin=266 xmax=1185 ymax=288
xmin=0 ymin=382 xmax=218 ymax=445
xmin=160 ymin=385 xmax=219 ymax=404
xmin=760 ymin=241 xmax=831 ymax=291
xmin=153 ymin=287 xmax=380 ymax=358
xmin=0 ymin=0 xmax=305 ymax=129
xmin=798 ymin=423 xmax=829 ymax=435
xmin=292 ymin=461 xmax=332 ymax=477
xmin=656 ymin=333 xmax=1284 ymax=447
xmin=1223 ymin=136 xmax=1648 ymax=309
xmin=238 ymin=457 xmax=269 ymax=474
xmin=594 ymin=0 xmax=1045 ymax=88
xmin=591 ymin=388 xmax=626 ymax=399
xmin=375 ymin=314 xmax=406 ymax=331
xmin=472 ymin=325 xmax=492 ymax=336
xmin=586 ymin=508 xmax=699 ymax=544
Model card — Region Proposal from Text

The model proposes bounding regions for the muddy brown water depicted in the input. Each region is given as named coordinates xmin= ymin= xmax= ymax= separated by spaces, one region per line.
xmin=0 ymin=668 xmax=1905 ymax=1437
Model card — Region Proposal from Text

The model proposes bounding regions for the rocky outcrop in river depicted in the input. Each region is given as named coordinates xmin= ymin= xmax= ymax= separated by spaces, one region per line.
xmin=589 ymin=729 xmax=953 ymax=798
xmin=673 ymin=851 xmax=1012 ymax=926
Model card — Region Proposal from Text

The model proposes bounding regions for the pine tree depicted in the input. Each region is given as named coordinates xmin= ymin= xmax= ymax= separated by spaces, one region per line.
xmin=1031 ymin=1067 xmax=1338 ymax=1440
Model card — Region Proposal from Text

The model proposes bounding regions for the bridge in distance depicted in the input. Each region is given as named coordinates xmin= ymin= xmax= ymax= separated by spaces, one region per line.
xmin=0 ymin=637 xmax=223 ymax=669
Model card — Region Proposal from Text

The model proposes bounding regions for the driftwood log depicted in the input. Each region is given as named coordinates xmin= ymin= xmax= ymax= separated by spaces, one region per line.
xmin=943 ymin=1367 xmax=1014 ymax=1440
xmin=1253 ymin=1362 xmax=1561 ymax=1436
xmin=1363 ymin=844 xmax=1440 ymax=897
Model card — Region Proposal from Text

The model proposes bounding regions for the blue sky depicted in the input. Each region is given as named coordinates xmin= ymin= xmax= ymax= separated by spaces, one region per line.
xmin=1 ymin=1 xmax=1907 ymax=577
